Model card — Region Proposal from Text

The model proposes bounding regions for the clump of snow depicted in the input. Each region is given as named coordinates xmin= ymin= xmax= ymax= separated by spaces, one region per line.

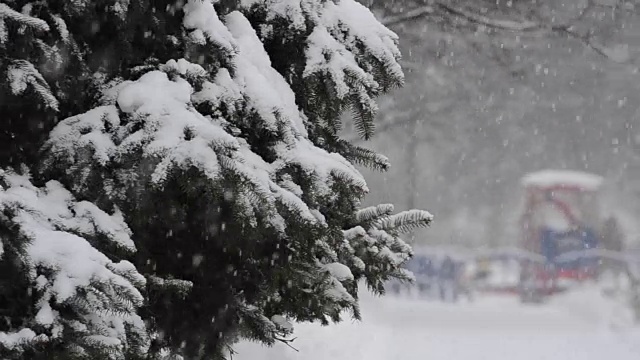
xmin=117 ymin=71 xmax=192 ymax=113
xmin=271 ymin=315 xmax=294 ymax=332
xmin=45 ymin=106 xmax=120 ymax=169
xmin=182 ymin=0 xmax=236 ymax=53
xmin=114 ymin=70 xmax=232 ymax=182
xmin=240 ymin=0 xmax=306 ymax=30
xmin=162 ymin=58 xmax=208 ymax=78
xmin=222 ymin=11 xmax=308 ymax=138
xmin=344 ymin=226 xmax=367 ymax=239
xmin=324 ymin=276 xmax=356 ymax=304
xmin=0 ymin=328 xmax=42 ymax=351
xmin=73 ymin=202 xmax=136 ymax=251
xmin=323 ymin=262 xmax=354 ymax=281
xmin=304 ymin=26 xmax=375 ymax=99
xmin=192 ymin=67 xmax=243 ymax=112
xmin=285 ymin=139 xmax=369 ymax=196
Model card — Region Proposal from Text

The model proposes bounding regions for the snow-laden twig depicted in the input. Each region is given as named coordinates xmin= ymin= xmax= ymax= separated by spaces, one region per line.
xmin=0 ymin=3 xmax=50 ymax=31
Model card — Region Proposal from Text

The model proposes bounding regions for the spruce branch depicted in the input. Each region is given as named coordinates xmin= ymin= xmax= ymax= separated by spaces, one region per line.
xmin=374 ymin=209 xmax=433 ymax=234
xmin=349 ymin=100 xmax=376 ymax=141
xmin=0 ymin=4 xmax=50 ymax=32
xmin=355 ymin=204 xmax=395 ymax=223
xmin=335 ymin=140 xmax=390 ymax=171
xmin=7 ymin=60 xmax=59 ymax=111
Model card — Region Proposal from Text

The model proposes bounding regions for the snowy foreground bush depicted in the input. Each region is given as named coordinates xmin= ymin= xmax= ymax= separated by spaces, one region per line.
xmin=0 ymin=1 xmax=431 ymax=359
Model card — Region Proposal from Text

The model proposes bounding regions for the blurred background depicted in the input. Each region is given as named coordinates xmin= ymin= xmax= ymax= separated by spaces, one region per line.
xmin=338 ymin=0 xmax=640 ymax=251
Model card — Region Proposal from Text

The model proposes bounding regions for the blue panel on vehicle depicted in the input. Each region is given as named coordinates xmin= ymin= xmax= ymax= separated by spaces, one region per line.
xmin=539 ymin=226 xmax=599 ymax=269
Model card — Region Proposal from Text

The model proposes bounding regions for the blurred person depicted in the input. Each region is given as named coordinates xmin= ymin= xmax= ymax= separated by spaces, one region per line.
xmin=519 ymin=260 xmax=542 ymax=303
xmin=475 ymin=258 xmax=491 ymax=280
xmin=416 ymin=255 xmax=434 ymax=294
xmin=457 ymin=260 xmax=476 ymax=302
xmin=438 ymin=255 xmax=459 ymax=302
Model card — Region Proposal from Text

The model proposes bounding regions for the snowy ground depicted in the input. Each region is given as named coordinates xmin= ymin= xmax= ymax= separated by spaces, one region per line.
xmin=234 ymin=285 xmax=640 ymax=360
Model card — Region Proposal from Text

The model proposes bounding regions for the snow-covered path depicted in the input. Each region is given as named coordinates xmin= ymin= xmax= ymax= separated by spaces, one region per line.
xmin=234 ymin=287 xmax=640 ymax=360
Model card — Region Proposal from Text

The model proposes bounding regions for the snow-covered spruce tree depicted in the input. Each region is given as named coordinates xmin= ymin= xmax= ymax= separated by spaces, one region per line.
xmin=2 ymin=0 xmax=431 ymax=358
xmin=0 ymin=1 xmax=150 ymax=358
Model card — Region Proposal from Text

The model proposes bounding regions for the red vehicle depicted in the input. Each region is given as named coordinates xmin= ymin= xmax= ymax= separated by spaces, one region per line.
xmin=519 ymin=170 xmax=604 ymax=295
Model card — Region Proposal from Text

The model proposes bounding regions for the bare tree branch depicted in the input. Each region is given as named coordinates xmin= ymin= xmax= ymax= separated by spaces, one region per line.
xmin=382 ymin=2 xmax=540 ymax=31
xmin=381 ymin=0 xmax=634 ymax=64
xmin=275 ymin=336 xmax=300 ymax=352
xmin=382 ymin=5 xmax=434 ymax=26
xmin=435 ymin=2 xmax=540 ymax=31
xmin=552 ymin=25 xmax=611 ymax=59
xmin=361 ymin=0 xmax=636 ymax=141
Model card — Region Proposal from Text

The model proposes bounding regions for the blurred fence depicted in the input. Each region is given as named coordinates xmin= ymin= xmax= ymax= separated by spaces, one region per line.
xmin=393 ymin=246 xmax=640 ymax=321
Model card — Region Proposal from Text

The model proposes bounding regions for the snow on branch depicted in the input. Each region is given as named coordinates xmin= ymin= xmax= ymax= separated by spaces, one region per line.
xmin=51 ymin=14 xmax=70 ymax=43
xmin=375 ymin=209 xmax=433 ymax=235
xmin=0 ymin=329 xmax=45 ymax=353
xmin=45 ymin=54 xmax=364 ymax=234
xmin=356 ymin=204 xmax=394 ymax=223
xmin=0 ymin=15 xmax=6 ymax=44
xmin=0 ymin=170 xmax=148 ymax=357
xmin=194 ymin=10 xmax=369 ymax=197
xmin=339 ymin=205 xmax=427 ymax=295
xmin=7 ymin=60 xmax=59 ymax=111
xmin=313 ymin=204 xmax=421 ymax=312
xmin=0 ymin=3 xmax=50 ymax=32
xmin=291 ymin=0 xmax=403 ymax=139
xmin=335 ymin=140 xmax=391 ymax=171
xmin=0 ymin=2 xmax=51 ymax=45
xmin=183 ymin=0 xmax=236 ymax=53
